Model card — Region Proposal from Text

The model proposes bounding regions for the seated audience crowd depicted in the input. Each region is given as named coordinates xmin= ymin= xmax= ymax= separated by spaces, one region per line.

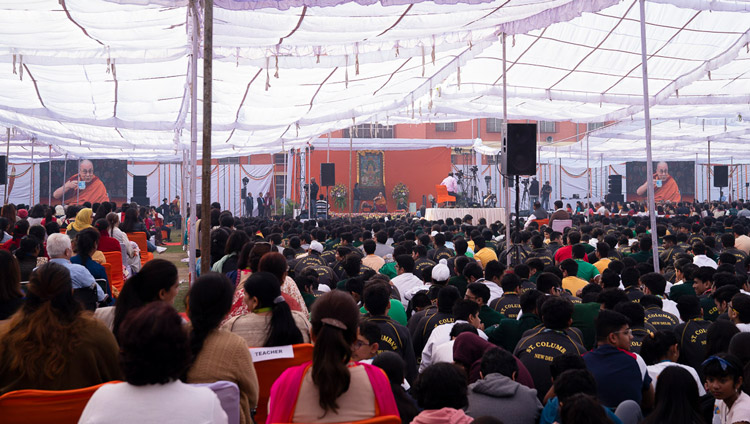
xmin=3 ymin=198 xmax=750 ymax=424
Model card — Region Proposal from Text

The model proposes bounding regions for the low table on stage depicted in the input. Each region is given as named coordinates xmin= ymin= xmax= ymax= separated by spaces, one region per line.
xmin=425 ymin=208 xmax=506 ymax=224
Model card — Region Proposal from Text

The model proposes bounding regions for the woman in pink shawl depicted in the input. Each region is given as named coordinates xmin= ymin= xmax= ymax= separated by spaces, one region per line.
xmin=453 ymin=332 xmax=536 ymax=388
xmin=267 ymin=290 xmax=398 ymax=423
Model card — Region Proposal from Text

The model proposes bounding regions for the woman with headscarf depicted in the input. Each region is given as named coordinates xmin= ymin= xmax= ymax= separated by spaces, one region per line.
xmin=0 ymin=262 xmax=121 ymax=393
xmin=66 ymin=207 xmax=93 ymax=240
xmin=452 ymin=332 xmax=535 ymax=387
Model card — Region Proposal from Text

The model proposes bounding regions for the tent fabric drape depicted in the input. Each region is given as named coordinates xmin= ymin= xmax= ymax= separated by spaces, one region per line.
xmin=0 ymin=0 xmax=747 ymax=160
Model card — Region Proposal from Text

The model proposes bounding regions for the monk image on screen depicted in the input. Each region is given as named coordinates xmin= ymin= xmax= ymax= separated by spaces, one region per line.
xmin=53 ymin=160 xmax=110 ymax=205
xmin=636 ymin=161 xmax=681 ymax=203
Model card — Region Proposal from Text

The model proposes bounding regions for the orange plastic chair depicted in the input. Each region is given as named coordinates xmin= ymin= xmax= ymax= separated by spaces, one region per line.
xmin=435 ymin=185 xmax=456 ymax=207
xmin=102 ymin=251 xmax=125 ymax=295
xmin=255 ymin=343 xmax=313 ymax=424
xmin=161 ymin=230 xmax=168 ymax=241
xmin=531 ymin=218 xmax=549 ymax=227
xmin=279 ymin=416 xmax=401 ymax=424
xmin=0 ymin=381 xmax=121 ymax=424
xmin=126 ymin=232 xmax=154 ymax=266
xmin=101 ymin=263 xmax=115 ymax=298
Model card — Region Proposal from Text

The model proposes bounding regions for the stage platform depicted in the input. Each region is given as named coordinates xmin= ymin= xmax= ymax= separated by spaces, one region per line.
xmin=425 ymin=208 xmax=506 ymax=224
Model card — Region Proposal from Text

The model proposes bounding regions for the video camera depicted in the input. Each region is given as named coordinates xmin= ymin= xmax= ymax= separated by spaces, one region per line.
xmin=470 ymin=165 xmax=479 ymax=174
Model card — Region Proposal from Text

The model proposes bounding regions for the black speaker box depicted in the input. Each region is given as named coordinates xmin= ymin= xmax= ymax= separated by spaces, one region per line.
xmin=714 ymin=166 xmax=728 ymax=187
xmin=501 ymin=123 xmax=537 ymax=176
xmin=608 ymin=175 xmax=622 ymax=194
xmin=320 ymin=163 xmax=335 ymax=187
xmin=0 ymin=156 xmax=6 ymax=185
xmin=133 ymin=175 xmax=147 ymax=197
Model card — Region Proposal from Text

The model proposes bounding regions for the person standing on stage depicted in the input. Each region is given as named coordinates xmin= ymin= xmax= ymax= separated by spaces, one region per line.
xmin=541 ymin=181 xmax=552 ymax=210
xmin=264 ymin=191 xmax=273 ymax=217
xmin=245 ymin=191 xmax=254 ymax=217
xmin=440 ymin=172 xmax=459 ymax=205
xmin=257 ymin=192 xmax=265 ymax=218
xmin=353 ymin=183 xmax=361 ymax=213
xmin=309 ymin=178 xmax=319 ymax=212
xmin=528 ymin=177 xmax=539 ymax=214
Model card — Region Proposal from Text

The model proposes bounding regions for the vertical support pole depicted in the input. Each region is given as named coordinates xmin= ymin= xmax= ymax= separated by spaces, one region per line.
xmin=708 ymin=139 xmax=711 ymax=203
xmin=3 ymin=128 xmax=9 ymax=205
xmin=188 ymin=0 xmax=198 ymax=283
xmin=62 ymin=153 xmax=68 ymax=205
xmin=585 ymin=133 xmax=590 ymax=214
xmin=599 ymin=154 xmax=607 ymax=204
xmin=349 ymin=127 xmax=353 ymax=217
xmin=48 ymin=145 xmax=52 ymax=206
xmin=200 ymin=0 xmax=213 ymax=274
xmin=638 ymin=0 xmax=659 ymax=272
xmin=695 ymin=153 xmax=698 ymax=203
xmin=30 ymin=143 xmax=34 ymax=206
xmin=501 ymin=33 xmax=511 ymax=265
xmin=282 ymin=141 xmax=287 ymax=216
xmin=76 ymin=157 xmax=80 ymax=205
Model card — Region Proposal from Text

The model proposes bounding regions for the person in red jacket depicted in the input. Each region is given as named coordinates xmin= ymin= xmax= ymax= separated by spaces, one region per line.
xmin=94 ymin=219 xmax=122 ymax=253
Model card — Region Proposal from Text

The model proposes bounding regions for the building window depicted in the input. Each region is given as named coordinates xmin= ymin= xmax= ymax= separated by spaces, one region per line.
xmin=342 ymin=123 xmax=394 ymax=138
xmin=587 ymin=122 xmax=605 ymax=132
xmin=218 ymin=157 xmax=240 ymax=164
xmin=539 ymin=121 xmax=557 ymax=133
xmin=486 ymin=118 xmax=504 ymax=133
xmin=436 ymin=122 xmax=456 ymax=132
xmin=273 ymin=154 xmax=286 ymax=165
xmin=275 ymin=175 xmax=286 ymax=199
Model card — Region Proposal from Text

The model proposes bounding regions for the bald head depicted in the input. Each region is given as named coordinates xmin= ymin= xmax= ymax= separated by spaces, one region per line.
xmin=79 ymin=160 xmax=95 ymax=182
xmin=656 ymin=161 xmax=669 ymax=180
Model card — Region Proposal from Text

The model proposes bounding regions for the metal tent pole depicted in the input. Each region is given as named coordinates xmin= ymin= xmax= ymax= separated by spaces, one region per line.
xmin=638 ymin=0 xmax=660 ymax=272
xmin=349 ymin=127 xmax=353 ymax=217
xmin=188 ymin=0 xmax=199 ymax=283
xmin=30 ymin=143 xmax=34 ymax=206
xmin=585 ymin=132 xmax=590 ymax=216
xmin=708 ymin=139 xmax=711 ymax=203
xmin=501 ymin=33 xmax=511 ymax=265
xmin=48 ymin=145 xmax=52 ymax=205
xmin=76 ymin=157 xmax=80 ymax=205
xmin=199 ymin=0 xmax=213 ymax=274
xmin=3 ymin=128 xmax=8 ymax=205
xmin=62 ymin=153 xmax=68 ymax=205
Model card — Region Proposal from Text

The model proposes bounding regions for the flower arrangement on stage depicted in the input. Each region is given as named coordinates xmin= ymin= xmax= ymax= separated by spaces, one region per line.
xmin=392 ymin=182 xmax=409 ymax=202
xmin=331 ymin=183 xmax=348 ymax=210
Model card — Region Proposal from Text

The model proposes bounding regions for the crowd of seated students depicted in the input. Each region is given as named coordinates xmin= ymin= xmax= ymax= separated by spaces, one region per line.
xmin=6 ymin=198 xmax=750 ymax=423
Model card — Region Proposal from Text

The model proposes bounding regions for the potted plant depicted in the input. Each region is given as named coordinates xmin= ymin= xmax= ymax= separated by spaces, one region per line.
xmin=331 ymin=183 xmax=348 ymax=211
xmin=392 ymin=182 xmax=409 ymax=210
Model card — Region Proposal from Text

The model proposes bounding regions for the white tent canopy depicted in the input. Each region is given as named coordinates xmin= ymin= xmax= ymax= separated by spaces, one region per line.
xmin=0 ymin=0 xmax=748 ymax=159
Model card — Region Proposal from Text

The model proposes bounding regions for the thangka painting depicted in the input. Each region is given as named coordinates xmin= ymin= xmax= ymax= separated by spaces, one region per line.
xmin=357 ymin=151 xmax=385 ymax=188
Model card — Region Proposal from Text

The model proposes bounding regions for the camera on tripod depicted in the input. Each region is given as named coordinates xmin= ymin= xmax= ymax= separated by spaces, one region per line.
xmin=521 ymin=178 xmax=529 ymax=186
xmin=470 ymin=165 xmax=478 ymax=174
xmin=456 ymin=170 xmax=464 ymax=180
